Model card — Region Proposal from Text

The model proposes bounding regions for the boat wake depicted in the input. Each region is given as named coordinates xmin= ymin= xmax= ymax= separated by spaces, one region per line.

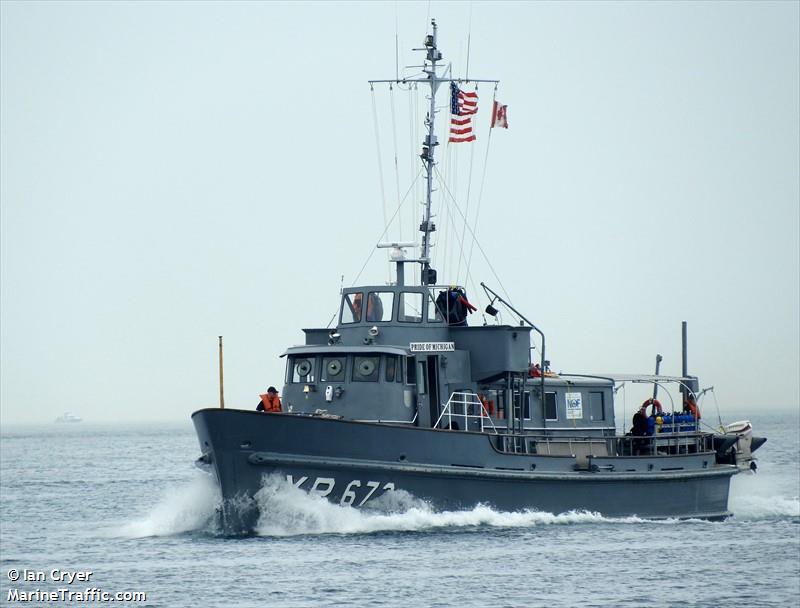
xmin=115 ymin=470 xmax=799 ymax=539
xmin=729 ymin=471 xmax=800 ymax=520
xmin=251 ymin=474 xmax=642 ymax=537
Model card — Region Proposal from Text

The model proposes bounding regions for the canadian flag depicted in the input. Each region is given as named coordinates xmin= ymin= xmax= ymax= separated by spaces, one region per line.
xmin=490 ymin=100 xmax=508 ymax=129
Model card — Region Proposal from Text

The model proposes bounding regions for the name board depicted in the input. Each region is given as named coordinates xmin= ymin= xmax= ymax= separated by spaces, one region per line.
xmin=410 ymin=342 xmax=455 ymax=353
xmin=565 ymin=392 xmax=583 ymax=420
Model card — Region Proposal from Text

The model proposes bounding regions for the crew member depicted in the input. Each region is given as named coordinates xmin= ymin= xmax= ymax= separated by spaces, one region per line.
xmin=683 ymin=395 xmax=701 ymax=420
xmin=631 ymin=408 xmax=649 ymax=436
xmin=257 ymin=386 xmax=282 ymax=413
xmin=351 ymin=293 xmax=363 ymax=322
xmin=352 ymin=293 xmax=383 ymax=322
xmin=478 ymin=392 xmax=495 ymax=417
xmin=630 ymin=408 xmax=650 ymax=455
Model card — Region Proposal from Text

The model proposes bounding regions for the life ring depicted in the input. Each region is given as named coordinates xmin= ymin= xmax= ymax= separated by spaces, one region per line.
xmin=641 ymin=398 xmax=663 ymax=416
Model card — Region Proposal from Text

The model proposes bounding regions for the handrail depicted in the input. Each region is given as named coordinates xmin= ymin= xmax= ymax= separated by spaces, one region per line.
xmin=435 ymin=392 xmax=499 ymax=434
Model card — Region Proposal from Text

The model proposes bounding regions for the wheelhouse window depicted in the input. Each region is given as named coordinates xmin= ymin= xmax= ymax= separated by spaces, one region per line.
xmin=589 ymin=391 xmax=605 ymax=421
xmin=366 ymin=291 xmax=394 ymax=322
xmin=341 ymin=293 xmax=363 ymax=324
xmin=427 ymin=292 xmax=443 ymax=322
xmin=544 ymin=392 xmax=558 ymax=421
xmin=321 ymin=356 xmax=345 ymax=382
xmin=405 ymin=356 xmax=416 ymax=386
xmin=398 ymin=292 xmax=423 ymax=323
xmin=352 ymin=355 xmax=380 ymax=382
xmin=289 ymin=357 xmax=316 ymax=383
xmin=385 ymin=355 xmax=402 ymax=382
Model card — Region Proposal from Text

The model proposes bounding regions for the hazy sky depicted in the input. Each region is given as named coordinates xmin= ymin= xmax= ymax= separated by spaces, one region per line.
xmin=2 ymin=1 xmax=798 ymax=425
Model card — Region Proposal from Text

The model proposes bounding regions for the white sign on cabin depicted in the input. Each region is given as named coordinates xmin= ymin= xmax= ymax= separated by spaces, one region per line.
xmin=409 ymin=342 xmax=455 ymax=353
xmin=565 ymin=392 xmax=583 ymax=419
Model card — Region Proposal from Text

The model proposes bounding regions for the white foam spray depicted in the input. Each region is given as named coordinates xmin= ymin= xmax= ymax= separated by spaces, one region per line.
xmin=113 ymin=467 xmax=799 ymax=539
xmin=115 ymin=474 xmax=221 ymax=538
xmin=729 ymin=470 xmax=800 ymax=520
xmin=253 ymin=474 xmax=641 ymax=537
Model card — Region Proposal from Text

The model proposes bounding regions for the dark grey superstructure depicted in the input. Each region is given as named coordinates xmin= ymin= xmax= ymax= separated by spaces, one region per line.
xmin=191 ymin=20 xmax=745 ymax=534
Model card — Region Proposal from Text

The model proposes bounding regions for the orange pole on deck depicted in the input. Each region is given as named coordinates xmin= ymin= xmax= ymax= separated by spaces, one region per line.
xmin=218 ymin=336 xmax=225 ymax=409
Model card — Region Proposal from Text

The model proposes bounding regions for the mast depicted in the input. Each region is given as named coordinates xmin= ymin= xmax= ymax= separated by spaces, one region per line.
xmin=419 ymin=20 xmax=441 ymax=285
xmin=369 ymin=20 xmax=498 ymax=286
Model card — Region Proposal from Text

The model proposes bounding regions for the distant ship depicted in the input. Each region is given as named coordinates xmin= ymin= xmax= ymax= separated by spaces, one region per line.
xmin=192 ymin=20 xmax=763 ymax=534
xmin=55 ymin=412 xmax=82 ymax=423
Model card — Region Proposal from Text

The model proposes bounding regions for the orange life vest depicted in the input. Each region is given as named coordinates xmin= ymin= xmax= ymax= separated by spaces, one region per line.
xmin=478 ymin=395 xmax=495 ymax=417
xmin=259 ymin=393 xmax=282 ymax=413
xmin=683 ymin=400 xmax=701 ymax=420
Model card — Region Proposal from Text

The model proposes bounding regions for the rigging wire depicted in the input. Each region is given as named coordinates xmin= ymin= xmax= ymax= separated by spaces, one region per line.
xmin=325 ymin=168 xmax=424 ymax=328
xmin=433 ymin=165 xmax=514 ymax=306
xmin=464 ymin=86 xmax=497 ymax=287
xmin=394 ymin=0 xmax=399 ymax=82
xmin=438 ymin=177 xmax=486 ymax=315
xmin=389 ymin=84 xmax=403 ymax=242
xmin=465 ymin=0 xmax=473 ymax=81
xmin=411 ymin=82 xmax=420 ymax=286
xmin=443 ymin=141 xmax=458 ymax=278
xmin=370 ymin=85 xmax=391 ymax=282
xmin=350 ymin=168 xmax=424 ymax=287
xmin=437 ymin=133 xmax=452 ymax=275
xmin=455 ymin=97 xmax=478 ymax=285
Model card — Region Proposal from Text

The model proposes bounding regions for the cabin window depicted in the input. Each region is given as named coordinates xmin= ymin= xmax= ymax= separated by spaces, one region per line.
xmin=405 ymin=357 xmax=416 ymax=386
xmin=365 ymin=291 xmax=394 ymax=322
xmin=398 ymin=292 xmax=423 ymax=323
xmin=385 ymin=355 xmax=397 ymax=382
xmin=589 ymin=391 xmax=605 ymax=421
xmin=352 ymin=355 xmax=380 ymax=382
xmin=341 ymin=293 xmax=363 ymax=324
xmin=544 ymin=392 xmax=558 ymax=420
xmin=426 ymin=292 xmax=443 ymax=323
xmin=512 ymin=391 xmax=532 ymax=420
xmin=321 ymin=357 xmax=345 ymax=382
xmin=290 ymin=357 xmax=316 ymax=383
xmin=486 ymin=389 xmax=506 ymax=419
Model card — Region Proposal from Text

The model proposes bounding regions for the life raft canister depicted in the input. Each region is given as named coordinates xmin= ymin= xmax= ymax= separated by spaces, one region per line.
xmin=641 ymin=398 xmax=663 ymax=416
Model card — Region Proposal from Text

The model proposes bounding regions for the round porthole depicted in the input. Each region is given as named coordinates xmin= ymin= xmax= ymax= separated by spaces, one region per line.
xmin=326 ymin=359 xmax=343 ymax=376
xmin=357 ymin=359 xmax=375 ymax=376
xmin=296 ymin=359 xmax=312 ymax=376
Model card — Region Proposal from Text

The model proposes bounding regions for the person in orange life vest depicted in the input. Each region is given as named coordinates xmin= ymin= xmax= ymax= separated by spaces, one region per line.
xmin=477 ymin=392 xmax=495 ymax=417
xmin=352 ymin=293 xmax=384 ymax=322
xmin=351 ymin=293 xmax=364 ymax=321
xmin=683 ymin=395 xmax=701 ymax=420
xmin=257 ymin=386 xmax=282 ymax=413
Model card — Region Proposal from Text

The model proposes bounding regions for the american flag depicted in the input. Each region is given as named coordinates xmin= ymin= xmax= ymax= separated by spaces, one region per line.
xmin=449 ymin=82 xmax=478 ymax=143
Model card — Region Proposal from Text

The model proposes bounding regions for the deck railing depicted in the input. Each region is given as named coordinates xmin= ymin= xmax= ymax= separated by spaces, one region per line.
xmin=435 ymin=392 xmax=499 ymax=434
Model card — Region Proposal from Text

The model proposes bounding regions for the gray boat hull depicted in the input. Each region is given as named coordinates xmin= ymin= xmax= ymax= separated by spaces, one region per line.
xmin=192 ymin=409 xmax=736 ymax=534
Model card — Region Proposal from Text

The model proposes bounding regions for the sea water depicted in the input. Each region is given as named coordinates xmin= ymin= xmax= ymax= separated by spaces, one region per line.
xmin=1 ymin=412 xmax=797 ymax=608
